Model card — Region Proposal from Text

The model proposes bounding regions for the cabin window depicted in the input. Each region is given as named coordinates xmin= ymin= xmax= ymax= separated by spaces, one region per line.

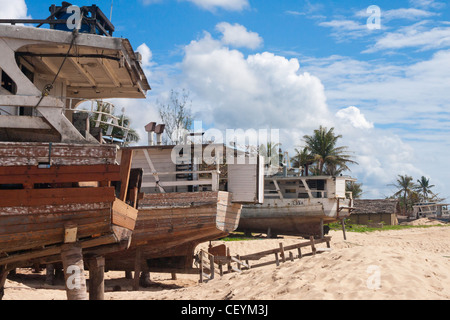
xmin=1 ymin=70 xmax=17 ymax=95
xmin=284 ymin=188 xmax=296 ymax=193
xmin=298 ymin=192 xmax=309 ymax=199
xmin=306 ymin=179 xmax=326 ymax=190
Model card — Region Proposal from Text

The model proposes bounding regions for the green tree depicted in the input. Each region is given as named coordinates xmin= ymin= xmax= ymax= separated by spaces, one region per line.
xmin=260 ymin=142 xmax=282 ymax=169
xmin=302 ymin=126 xmax=357 ymax=175
xmin=346 ymin=181 xmax=364 ymax=199
xmin=89 ymin=101 xmax=139 ymax=146
xmin=415 ymin=176 xmax=435 ymax=202
xmin=390 ymin=174 xmax=417 ymax=215
xmin=291 ymin=147 xmax=314 ymax=176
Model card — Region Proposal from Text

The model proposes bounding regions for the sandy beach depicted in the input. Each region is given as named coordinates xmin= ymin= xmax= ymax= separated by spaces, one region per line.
xmin=3 ymin=222 xmax=449 ymax=301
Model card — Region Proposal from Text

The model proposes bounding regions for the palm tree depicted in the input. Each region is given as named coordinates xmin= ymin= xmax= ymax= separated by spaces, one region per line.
xmin=88 ymin=101 xmax=139 ymax=146
xmin=291 ymin=147 xmax=314 ymax=176
xmin=415 ymin=176 xmax=435 ymax=202
xmin=346 ymin=181 xmax=363 ymax=199
xmin=302 ymin=126 xmax=357 ymax=175
xmin=260 ymin=141 xmax=282 ymax=169
xmin=390 ymin=175 xmax=416 ymax=215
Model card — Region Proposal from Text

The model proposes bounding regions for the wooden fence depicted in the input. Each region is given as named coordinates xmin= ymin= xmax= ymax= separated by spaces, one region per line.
xmin=197 ymin=236 xmax=332 ymax=283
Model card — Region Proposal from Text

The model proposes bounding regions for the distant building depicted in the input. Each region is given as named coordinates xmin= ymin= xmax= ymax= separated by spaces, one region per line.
xmin=350 ymin=199 xmax=399 ymax=226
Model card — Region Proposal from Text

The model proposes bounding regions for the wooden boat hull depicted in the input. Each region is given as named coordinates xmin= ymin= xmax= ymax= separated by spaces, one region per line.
xmin=239 ymin=198 xmax=352 ymax=238
xmin=0 ymin=143 xmax=137 ymax=268
xmin=105 ymin=191 xmax=242 ymax=271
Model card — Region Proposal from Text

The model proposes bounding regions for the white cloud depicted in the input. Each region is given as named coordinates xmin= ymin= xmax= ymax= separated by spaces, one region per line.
xmin=409 ymin=0 xmax=446 ymax=9
xmin=216 ymin=22 xmax=263 ymax=50
xmin=318 ymin=19 xmax=371 ymax=41
xmin=336 ymin=106 xmax=374 ymax=130
xmin=355 ymin=7 xmax=438 ymax=21
xmin=366 ymin=22 xmax=450 ymax=52
xmin=0 ymin=0 xmax=29 ymax=19
xmin=136 ymin=43 xmax=155 ymax=69
xmin=184 ymin=0 xmax=249 ymax=12
xmin=181 ymin=32 xmax=331 ymax=131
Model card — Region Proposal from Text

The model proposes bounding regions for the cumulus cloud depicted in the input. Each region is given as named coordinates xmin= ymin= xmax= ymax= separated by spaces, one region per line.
xmin=136 ymin=43 xmax=155 ymax=69
xmin=336 ymin=106 xmax=374 ymax=129
xmin=181 ymin=32 xmax=331 ymax=131
xmin=0 ymin=0 xmax=29 ymax=19
xmin=216 ymin=22 xmax=263 ymax=49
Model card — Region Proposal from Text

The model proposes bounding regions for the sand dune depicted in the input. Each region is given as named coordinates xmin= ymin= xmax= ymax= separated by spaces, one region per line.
xmin=3 ymin=225 xmax=450 ymax=300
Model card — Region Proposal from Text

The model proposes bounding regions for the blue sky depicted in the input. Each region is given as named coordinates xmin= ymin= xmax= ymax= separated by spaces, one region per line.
xmin=7 ymin=0 xmax=450 ymax=199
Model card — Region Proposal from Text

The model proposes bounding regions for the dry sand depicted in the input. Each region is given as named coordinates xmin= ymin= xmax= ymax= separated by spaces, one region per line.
xmin=3 ymin=223 xmax=450 ymax=300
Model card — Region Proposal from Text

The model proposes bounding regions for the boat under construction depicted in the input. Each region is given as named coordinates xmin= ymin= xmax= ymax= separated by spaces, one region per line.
xmin=0 ymin=2 xmax=264 ymax=299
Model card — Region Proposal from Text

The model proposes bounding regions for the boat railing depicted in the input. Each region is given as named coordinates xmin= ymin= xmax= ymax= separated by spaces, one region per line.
xmin=141 ymin=169 xmax=220 ymax=192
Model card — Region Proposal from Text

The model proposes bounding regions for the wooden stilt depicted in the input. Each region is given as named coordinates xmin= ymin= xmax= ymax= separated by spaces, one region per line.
xmin=279 ymin=243 xmax=286 ymax=263
xmin=0 ymin=265 xmax=9 ymax=301
xmin=88 ymin=256 xmax=105 ymax=300
xmin=61 ymin=243 xmax=88 ymax=300
xmin=320 ymin=218 xmax=324 ymax=239
xmin=133 ymin=248 xmax=142 ymax=291
xmin=341 ymin=218 xmax=347 ymax=240
xmin=45 ymin=264 xmax=55 ymax=285
xmin=310 ymin=236 xmax=316 ymax=255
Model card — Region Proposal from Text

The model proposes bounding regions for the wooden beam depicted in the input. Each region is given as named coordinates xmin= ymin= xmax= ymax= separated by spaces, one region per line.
xmin=0 ymin=187 xmax=116 ymax=207
xmin=112 ymin=198 xmax=138 ymax=230
xmin=69 ymin=58 xmax=97 ymax=86
xmin=98 ymin=58 xmax=121 ymax=87
xmin=119 ymin=149 xmax=133 ymax=201
xmin=0 ymin=164 xmax=120 ymax=185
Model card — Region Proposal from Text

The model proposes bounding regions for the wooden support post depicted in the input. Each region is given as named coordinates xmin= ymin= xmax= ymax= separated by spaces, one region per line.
xmin=133 ymin=248 xmax=142 ymax=291
xmin=274 ymin=252 xmax=280 ymax=266
xmin=219 ymin=264 xmax=223 ymax=277
xmin=341 ymin=218 xmax=347 ymax=241
xmin=289 ymin=251 xmax=294 ymax=262
xmin=297 ymin=247 xmax=303 ymax=259
xmin=227 ymin=248 xmax=232 ymax=273
xmin=171 ymin=273 xmax=177 ymax=280
xmin=199 ymin=252 xmax=204 ymax=283
xmin=45 ymin=264 xmax=55 ymax=285
xmin=320 ymin=218 xmax=324 ymax=239
xmin=0 ymin=265 xmax=8 ymax=301
xmin=310 ymin=236 xmax=316 ymax=255
xmin=125 ymin=271 xmax=132 ymax=279
xmin=61 ymin=243 xmax=88 ymax=300
xmin=279 ymin=243 xmax=286 ymax=263
xmin=209 ymin=255 xmax=215 ymax=280
xmin=119 ymin=149 xmax=133 ymax=201
xmin=88 ymin=256 xmax=105 ymax=300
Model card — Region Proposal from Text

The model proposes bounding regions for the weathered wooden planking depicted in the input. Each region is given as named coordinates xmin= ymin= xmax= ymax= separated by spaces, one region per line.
xmin=0 ymin=202 xmax=111 ymax=216
xmin=0 ymin=209 xmax=111 ymax=234
xmin=0 ymin=187 xmax=115 ymax=207
xmin=0 ymin=142 xmax=117 ymax=166
xmin=112 ymin=198 xmax=138 ymax=231
xmin=140 ymin=191 xmax=219 ymax=207
xmin=0 ymin=222 xmax=111 ymax=253
xmin=0 ymin=164 xmax=121 ymax=185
